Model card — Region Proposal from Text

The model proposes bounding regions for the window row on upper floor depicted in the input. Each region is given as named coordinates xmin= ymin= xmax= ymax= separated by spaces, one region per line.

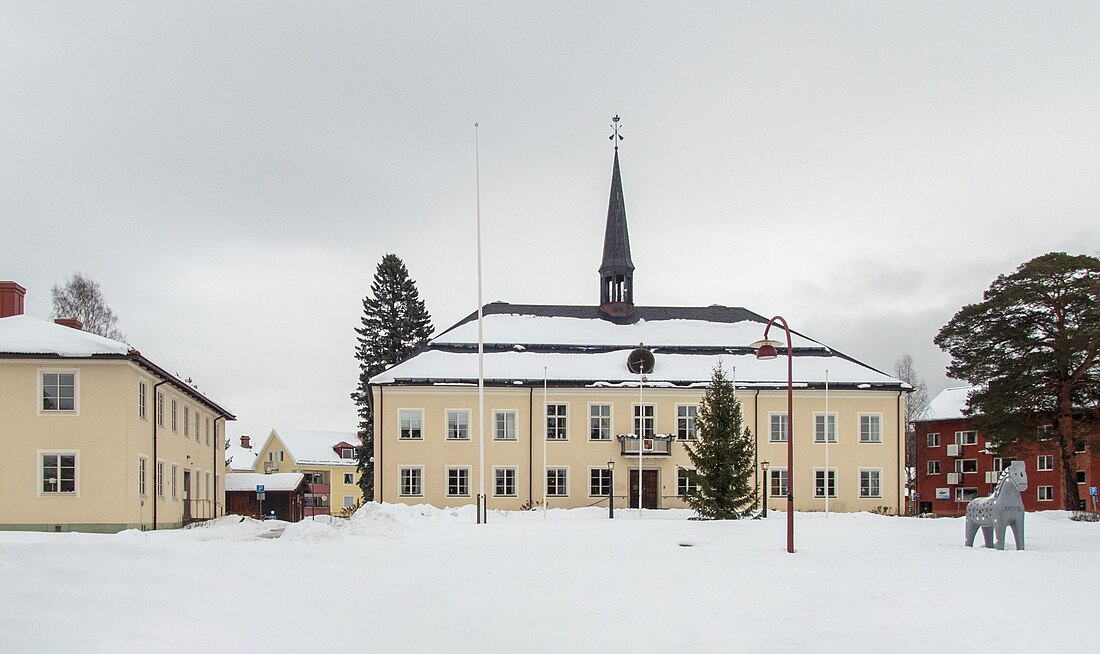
xmin=765 ymin=412 xmax=885 ymax=444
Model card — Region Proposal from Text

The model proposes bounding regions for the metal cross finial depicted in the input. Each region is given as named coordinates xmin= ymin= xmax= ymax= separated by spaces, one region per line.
xmin=609 ymin=114 xmax=623 ymax=149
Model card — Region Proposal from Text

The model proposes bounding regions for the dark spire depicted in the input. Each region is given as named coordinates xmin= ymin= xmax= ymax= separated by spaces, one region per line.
xmin=599 ymin=115 xmax=635 ymax=318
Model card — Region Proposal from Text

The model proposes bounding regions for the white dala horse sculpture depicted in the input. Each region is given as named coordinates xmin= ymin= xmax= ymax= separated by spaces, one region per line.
xmin=964 ymin=460 xmax=1027 ymax=550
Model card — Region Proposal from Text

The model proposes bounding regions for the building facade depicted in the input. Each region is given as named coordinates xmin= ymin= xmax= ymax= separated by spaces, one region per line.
xmin=914 ymin=386 xmax=1100 ymax=515
xmin=0 ymin=282 xmax=235 ymax=532
xmin=369 ymin=147 xmax=909 ymax=514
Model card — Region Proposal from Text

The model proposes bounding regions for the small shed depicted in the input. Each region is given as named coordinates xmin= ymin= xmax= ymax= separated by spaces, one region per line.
xmin=225 ymin=473 xmax=307 ymax=522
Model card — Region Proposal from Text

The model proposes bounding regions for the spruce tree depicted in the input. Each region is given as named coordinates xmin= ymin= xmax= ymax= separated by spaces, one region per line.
xmin=351 ymin=254 xmax=434 ymax=502
xmin=681 ymin=365 xmax=758 ymax=519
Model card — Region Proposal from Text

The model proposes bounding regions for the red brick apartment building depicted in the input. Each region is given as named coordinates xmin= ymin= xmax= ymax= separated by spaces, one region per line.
xmin=914 ymin=387 xmax=1100 ymax=515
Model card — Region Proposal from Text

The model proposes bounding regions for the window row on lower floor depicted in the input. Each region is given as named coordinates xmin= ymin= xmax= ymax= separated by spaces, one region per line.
xmin=36 ymin=450 xmax=213 ymax=503
xmin=395 ymin=466 xmax=709 ymax=499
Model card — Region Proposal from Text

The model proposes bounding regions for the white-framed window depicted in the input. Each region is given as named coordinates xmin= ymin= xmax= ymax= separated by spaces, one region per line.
xmin=955 ymin=487 xmax=979 ymax=502
xmin=399 ymin=467 xmax=423 ymax=497
xmin=138 ymin=456 xmax=148 ymax=497
xmin=1037 ymin=455 xmax=1054 ymax=471
xmin=205 ymin=472 xmax=210 ymax=502
xmin=955 ymin=459 xmax=978 ymax=474
xmin=39 ymin=369 xmax=78 ymax=413
xmin=399 ymin=410 xmax=423 ymax=440
xmin=170 ymin=464 xmax=178 ymax=500
xmin=447 ymin=467 xmax=470 ymax=497
xmin=494 ymin=467 xmax=517 ymax=497
xmin=927 ymin=460 xmax=941 ymax=475
xmin=194 ymin=411 xmax=200 ymax=442
xmin=589 ymin=404 xmax=612 ymax=441
xmin=633 ymin=404 xmax=655 ymax=439
xmin=814 ymin=468 xmax=837 ymax=498
xmin=590 ymin=468 xmax=612 ymax=496
xmin=340 ymin=447 xmax=355 ymax=459
xmin=183 ymin=406 xmax=190 ymax=438
xmin=859 ymin=469 xmax=881 ymax=498
xmin=193 ymin=470 xmax=201 ymax=501
xmin=156 ymin=391 xmax=165 ymax=427
xmin=769 ymin=413 xmax=788 ymax=442
xmin=446 ymin=410 xmax=470 ymax=440
xmin=676 ymin=405 xmax=698 ymax=440
xmin=814 ymin=412 xmax=837 ymax=443
xmin=546 ymin=404 xmax=568 ymax=440
xmin=494 ymin=410 xmax=517 ymax=441
xmin=1038 ymin=485 xmax=1054 ymax=501
xmin=769 ymin=468 xmax=789 ymax=497
xmin=926 ymin=432 xmax=940 ymax=447
xmin=677 ymin=469 xmax=698 ymax=496
xmin=343 ymin=472 xmax=355 ymax=485
xmin=156 ymin=460 xmax=165 ymax=497
xmin=171 ymin=399 xmax=178 ymax=433
xmin=859 ymin=414 xmax=882 ymax=443
xmin=39 ymin=451 xmax=77 ymax=494
xmin=955 ymin=430 xmax=977 ymax=446
xmin=546 ymin=467 xmax=568 ymax=497
xmin=343 ymin=495 xmax=356 ymax=509
xmin=139 ymin=381 xmax=148 ymax=421
xmin=205 ymin=417 xmax=211 ymax=446
xmin=992 ymin=458 xmax=1012 ymax=473
xmin=1076 ymin=470 xmax=1087 ymax=484
xmin=1075 ymin=440 xmax=1086 ymax=454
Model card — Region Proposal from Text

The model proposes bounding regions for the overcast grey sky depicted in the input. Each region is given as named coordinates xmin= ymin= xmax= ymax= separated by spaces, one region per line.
xmin=4 ymin=2 xmax=1099 ymax=441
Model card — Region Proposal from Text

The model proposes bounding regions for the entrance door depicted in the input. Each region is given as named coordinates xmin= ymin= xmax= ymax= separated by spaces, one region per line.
xmin=182 ymin=470 xmax=191 ymax=522
xmin=629 ymin=470 xmax=659 ymax=509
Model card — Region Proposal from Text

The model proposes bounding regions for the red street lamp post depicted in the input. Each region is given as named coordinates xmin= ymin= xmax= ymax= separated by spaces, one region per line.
xmin=752 ymin=316 xmax=795 ymax=554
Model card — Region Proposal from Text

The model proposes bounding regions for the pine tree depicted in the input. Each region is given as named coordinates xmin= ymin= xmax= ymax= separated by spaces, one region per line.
xmin=351 ymin=254 xmax=434 ymax=502
xmin=681 ymin=365 xmax=758 ymax=519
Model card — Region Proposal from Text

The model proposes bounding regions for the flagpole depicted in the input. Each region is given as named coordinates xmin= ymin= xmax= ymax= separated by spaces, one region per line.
xmin=825 ymin=368 xmax=830 ymax=517
xmin=475 ymin=122 xmax=485 ymax=525
xmin=543 ymin=366 xmax=548 ymax=519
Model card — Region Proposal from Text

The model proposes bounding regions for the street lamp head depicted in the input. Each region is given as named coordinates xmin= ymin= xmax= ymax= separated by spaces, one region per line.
xmin=607 ymin=460 xmax=614 ymax=470
xmin=761 ymin=459 xmax=770 ymax=472
xmin=751 ymin=338 xmax=782 ymax=360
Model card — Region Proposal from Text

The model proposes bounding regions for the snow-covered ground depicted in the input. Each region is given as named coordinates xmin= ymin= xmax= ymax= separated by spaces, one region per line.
xmin=1 ymin=505 xmax=1095 ymax=653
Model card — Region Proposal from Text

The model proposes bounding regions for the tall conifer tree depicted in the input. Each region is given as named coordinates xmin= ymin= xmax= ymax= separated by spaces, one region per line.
xmin=352 ymin=254 xmax=434 ymax=501
xmin=681 ymin=366 xmax=758 ymax=519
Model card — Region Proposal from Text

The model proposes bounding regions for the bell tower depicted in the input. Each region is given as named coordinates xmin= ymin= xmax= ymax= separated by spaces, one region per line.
xmin=599 ymin=115 xmax=635 ymax=318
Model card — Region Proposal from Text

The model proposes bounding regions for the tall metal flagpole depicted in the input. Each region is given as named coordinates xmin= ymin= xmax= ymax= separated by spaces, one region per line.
xmin=475 ymin=122 xmax=485 ymax=525
xmin=543 ymin=366 xmax=548 ymax=519
xmin=638 ymin=369 xmax=644 ymax=517
xmin=825 ymin=368 xmax=830 ymax=517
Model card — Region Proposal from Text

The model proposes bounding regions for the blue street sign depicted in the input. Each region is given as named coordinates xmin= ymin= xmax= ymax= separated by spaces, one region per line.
xmin=257 ymin=484 xmax=265 ymax=493
xmin=1090 ymin=486 xmax=1097 ymax=497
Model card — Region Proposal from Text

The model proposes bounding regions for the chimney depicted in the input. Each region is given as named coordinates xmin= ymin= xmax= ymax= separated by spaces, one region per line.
xmin=54 ymin=318 xmax=84 ymax=331
xmin=241 ymin=434 xmax=251 ymax=449
xmin=0 ymin=281 xmax=26 ymax=318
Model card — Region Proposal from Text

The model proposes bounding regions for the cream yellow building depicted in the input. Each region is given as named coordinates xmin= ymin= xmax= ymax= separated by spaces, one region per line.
xmin=237 ymin=428 xmax=361 ymax=516
xmin=369 ymin=148 xmax=908 ymax=514
xmin=0 ymin=282 xmax=235 ymax=532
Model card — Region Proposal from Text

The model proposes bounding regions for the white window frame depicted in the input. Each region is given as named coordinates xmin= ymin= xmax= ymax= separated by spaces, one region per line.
xmin=171 ymin=398 xmax=178 ymax=433
xmin=859 ymin=468 xmax=882 ymax=498
xmin=676 ymin=404 xmax=698 ymax=441
xmin=156 ymin=460 xmax=165 ymax=497
xmin=1076 ymin=470 xmax=1087 ymax=485
xmin=955 ymin=487 xmax=979 ymax=502
xmin=589 ymin=467 xmax=612 ymax=497
xmin=398 ymin=466 xmax=423 ymax=497
xmin=341 ymin=447 xmax=355 ymax=459
xmin=493 ymin=466 xmax=517 ymax=497
xmin=859 ymin=413 xmax=882 ymax=443
xmin=342 ymin=472 xmax=354 ymax=485
xmin=927 ymin=460 xmax=941 ymax=475
xmin=398 ymin=409 xmax=423 ymax=440
xmin=138 ymin=455 xmax=148 ymax=497
xmin=633 ymin=404 xmax=656 ymax=439
xmin=926 ymin=432 xmax=940 ymax=447
xmin=1037 ymin=455 xmax=1054 ymax=471
xmin=814 ymin=468 xmax=837 ymax=498
xmin=1038 ymin=485 xmax=1054 ymax=502
xmin=546 ymin=403 xmax=568 ymax=441
xmin=205 ymin=472 xmax=210 ymax=502
xmin=955 ymin=459 xmax=978 ymax=474
xmin=446 ymin=466 xmax=471 ymax=497
xmin=205 ymin=416 xmax=211 ymax=446
xmin=814 ymin=412 xmax=838 ymax=444
xmin=956 ymin=430 xmax=977 ymax=446
xmin=677 ymin=468 xmax=698 ymax=496
xmin=589 ymin=403 xmax=612 ymax=441
xmin=170 ymin=463 xmax=178 ymax=500
xmin=37 ymin=368 xmax=79 ymax=415
xmin=156 ymin=391 xmax=165 ymax=427
xmin=546 ymin=466 xmax=569 ymax=497
xmin=38 ymin=450 xmax=78 ymax=496
xmin=139 ymin=380 xmax=148 ymax=421
xmin=769 ymin=468 xmax=789 ymax=497
xmin=494 ymin=410 xmax=518 ymax=441
xmin=446 ymin=409 xmax=470 ymax=440
xmin=768 ymin=412 xmax=789 ymax=442
xmin=183 ymin=405 xmax=190 ymax=438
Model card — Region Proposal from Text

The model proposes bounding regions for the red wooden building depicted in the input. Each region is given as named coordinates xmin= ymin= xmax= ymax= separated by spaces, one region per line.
xmin=224 ymin=472 xmax=307 ymax=521
xmin=914 ymin=387 xmax=1099 ymax=515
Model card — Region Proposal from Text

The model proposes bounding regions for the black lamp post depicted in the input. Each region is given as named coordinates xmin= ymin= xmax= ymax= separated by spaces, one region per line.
xmin=761 ymin=459 xmax=770 ymax=518
xmin=607 ymin=460 xmax=615 ymax=519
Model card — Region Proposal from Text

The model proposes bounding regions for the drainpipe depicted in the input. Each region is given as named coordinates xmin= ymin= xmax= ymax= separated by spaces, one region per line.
xmin=214 ymin=416 xmax=224 ymax=518
xmin=151 ymin=380 xmax=168 ymax=531
xmin=754 ymin=389 xmax=760 ymax=490
xmin=898 ymin=390 xmax=904 ymax=514
xmin=377 ymin=386 xmax=384 ymax=504
xmin=528 ymin=386 xmax=534 ymax=505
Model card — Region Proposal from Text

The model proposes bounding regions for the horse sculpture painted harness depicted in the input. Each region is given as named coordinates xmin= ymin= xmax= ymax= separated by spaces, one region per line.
xmin=964 ymin=460 xmax=1027 ymax=550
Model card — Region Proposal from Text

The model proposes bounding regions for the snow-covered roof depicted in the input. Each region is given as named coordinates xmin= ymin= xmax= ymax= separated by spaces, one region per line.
xmin=225 ymin=440 xmax=259 ymax=472
xmin=921 ymin=386 xmax=976 ymax=421
xmin=372 ymin=304 xmax=907 ymax=390
xmin=0 ymin=315 xmax=130 ymax=356
xmin=225 ymin=472 xmax=305 ymax=492
xmin=265 ymin=429 xmax=358 ymax=467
